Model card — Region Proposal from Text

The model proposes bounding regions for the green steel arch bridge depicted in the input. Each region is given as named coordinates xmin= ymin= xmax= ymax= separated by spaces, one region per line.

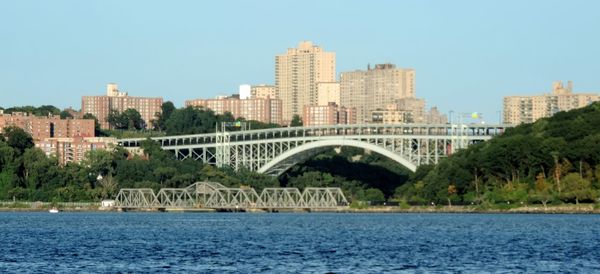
xmin=118 ymin=123 xmax=511 ymax=176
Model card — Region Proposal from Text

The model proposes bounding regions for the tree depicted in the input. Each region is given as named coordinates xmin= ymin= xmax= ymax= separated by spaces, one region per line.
xmin=59 ymin=110 xmax=74 ymax=119
xmin=165 ymin=106 xmax=219 ymax=135
xmin=107 ymin=110 xmax=126 ymax=130
xmin=140 ymin=138 xmax=169 ymax=161
xmin=4 ymin=105 xmax=60 ymax=116
xmin=290 ymin=114 xmax=303 ymax=127
xmin=107 ymin=109 xmax=146 ymax=130
xmin=364 ymin=188 xmax=385 ymax=203
xmin=561 ymin=173 xmax=594 ymax=204
xmin=531 ymin=173 xmax=553 ymax=209
xmin=98 ymin=174 xmax=118 ymax=199
xmin=23 ymin=148 xmax=58 ymax=190
xmin=123 ymin=109 xmax=146 ymax=130
xmin=447 ymin=184 xmax=458 ymax=206
xmin=2 ymin=126 xmax=34 ymax=155
xmin=153 ymin=166 xmax=177 ymax=187
xmin=83 ymin=150 xmax=115 ymax=178
xmin=152 ymin=101 xmax=176 ymax=131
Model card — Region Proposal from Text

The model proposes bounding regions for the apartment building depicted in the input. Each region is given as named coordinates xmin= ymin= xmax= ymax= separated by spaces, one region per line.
xmin=503 ymin=81 xmax=599 ymax=124
xmin=186 ymin=96 xmax=282 ymax=125
xmin=0 ymin=112 xmax=94 ymax=141
xmin=36 ymin=137 xmax=117 ymax=165
xmin=340 ymin=64 xmax=415 ymax=123
xmin=303 ymin=103 xmax=356 ymax=126
xmin=81 ymin=83 xmax=163 ymax=129
xmin=275 ymin=41 xmax=336 ymax=124
xmin=251 ymin=85 xmax=277 ymax=99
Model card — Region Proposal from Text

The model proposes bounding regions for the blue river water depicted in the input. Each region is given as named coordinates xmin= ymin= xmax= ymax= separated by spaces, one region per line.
xmin=1 ymin=212 xmax=600 ymax=273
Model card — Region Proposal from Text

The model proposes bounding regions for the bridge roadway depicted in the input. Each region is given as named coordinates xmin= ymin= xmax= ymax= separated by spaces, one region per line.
xmin=114 ymin=182 xmax=349 ymax=211
xmin=118 ymin=123 xmax=511 ymax=175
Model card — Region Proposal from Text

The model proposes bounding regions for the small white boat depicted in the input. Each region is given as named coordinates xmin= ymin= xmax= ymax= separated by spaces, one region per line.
xmin=49 ymin=208 xmax=59 ymax=213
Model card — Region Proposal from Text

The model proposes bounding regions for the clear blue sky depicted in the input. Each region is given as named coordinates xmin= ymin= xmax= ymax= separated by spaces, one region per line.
xmin=1 ymin=0 xmax=599 ymax=123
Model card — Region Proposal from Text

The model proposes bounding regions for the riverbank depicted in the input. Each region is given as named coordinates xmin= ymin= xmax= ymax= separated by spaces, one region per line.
xmin=342 ymin=204 xmax=600 ymax=214
xmin=2 ymin=203 xmax=600 ymax=214
xmin=0 ymin=201 xmax=102 ymax=212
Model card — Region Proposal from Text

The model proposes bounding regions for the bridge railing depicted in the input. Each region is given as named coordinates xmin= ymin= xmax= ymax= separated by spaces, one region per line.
xmin=118 ymin=123 xmax=511 ymax=147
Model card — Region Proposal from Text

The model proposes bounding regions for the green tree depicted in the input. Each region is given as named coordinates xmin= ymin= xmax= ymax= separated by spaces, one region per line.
xmin=4 ymin=105 xmax=60 ymax=116
xmin=98 ymin=174 xmax=119 ymax=199
xmin=83 ymin=150 xmax=115 ymax=179
xmin=364 ymin=188 xmax=385 ymax=203
xmin=165 ymin=106 xmax=218 ymax=135
xmin=561 ymin=173 xmax=594 ymax=204
xmin=59 ymin=110 xmax=73 ymax=119
xmin=123 ymin=109 xmax=146 ymax=130
xmin=140 ymin=138 xmax=170 ymax=161
xmin=290 ymin=114 xmax=303 ymax=127
xmin=2 ymin=126 xmax=34 ymax=155
xmin=152 ymin=101 xmax=176 ymax=131
xmin=153 ymin=166 xmax=177 ymax=187
xmin=107 ymin=109 xmax=146 ymax=130
xmin=22 ymin=148 xmax=58 ymax=190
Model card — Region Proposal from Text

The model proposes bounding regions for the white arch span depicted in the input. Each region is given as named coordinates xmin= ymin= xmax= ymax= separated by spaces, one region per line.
xmin=257 ymin=139 xmax=417 ymax=175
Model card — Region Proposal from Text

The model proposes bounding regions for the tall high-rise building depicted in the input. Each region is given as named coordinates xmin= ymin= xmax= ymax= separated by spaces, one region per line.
xmin=81 ymin=83 xmax=163 ymax=129
xmin=317 ymin=82 xmax=341 ymax=106
xmin=275 ymin=41 xmax=336 ymax=124
xmin=340 ymin=64 xmax=415 ymax=123
xmin=503 ymin=81 xmax=599 ymax=124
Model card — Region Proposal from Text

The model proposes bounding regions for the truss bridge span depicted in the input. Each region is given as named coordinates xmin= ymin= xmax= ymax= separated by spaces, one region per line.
xmin=114 ymin=181 xmax=349 ymax=211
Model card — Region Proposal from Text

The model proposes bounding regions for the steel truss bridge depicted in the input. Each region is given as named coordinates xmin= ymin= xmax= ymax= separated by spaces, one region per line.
xmin=118 ymin=124 xmax=510 ymax=175
xmin=114 ymin=181 xmax=349 ymax=210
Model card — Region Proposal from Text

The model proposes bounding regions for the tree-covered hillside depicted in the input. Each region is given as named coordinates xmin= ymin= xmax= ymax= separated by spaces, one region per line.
xmin=396 ymin=102 xmax=600 ymax=206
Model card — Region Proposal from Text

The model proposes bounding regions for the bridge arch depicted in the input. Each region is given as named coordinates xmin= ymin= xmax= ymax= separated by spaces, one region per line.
xmin=257 ymin=139 xmax=417 ymax=175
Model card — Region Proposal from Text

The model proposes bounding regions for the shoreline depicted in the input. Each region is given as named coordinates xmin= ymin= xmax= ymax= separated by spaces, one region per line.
xmin=338 ymin=204 xmax=600 ymax=214
xmin=1 ymin=204 xmax=600 ymax=214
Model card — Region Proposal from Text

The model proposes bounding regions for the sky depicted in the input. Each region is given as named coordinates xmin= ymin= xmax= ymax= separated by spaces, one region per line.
xmin=1 ymin=0 xmax=599 ymax=123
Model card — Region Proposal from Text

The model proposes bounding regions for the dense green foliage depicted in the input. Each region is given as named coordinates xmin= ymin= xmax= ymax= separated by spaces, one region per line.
xmin=0 ymin=128 xmax=279 ymax=202
xmin=107 ymin=109 xmax=147 ymax=130
xmin=151 ymin=101 xmax=176 ymax=131
xmin=281 ymin=147 xmax=411 ymax=202
xmin=59 ymin=110 xmax=74 ymax=119
xmin=162 ymin=105 xmax=280 ymax=135
xmin=2 ymin=105 xmax=60 ymax=116
xmin=396 ymin=102 xmax=600 ymax=206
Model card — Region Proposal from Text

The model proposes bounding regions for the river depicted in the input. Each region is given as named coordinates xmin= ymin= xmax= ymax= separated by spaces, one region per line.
xmin=1 ymin=212 xmax=599 ymax=273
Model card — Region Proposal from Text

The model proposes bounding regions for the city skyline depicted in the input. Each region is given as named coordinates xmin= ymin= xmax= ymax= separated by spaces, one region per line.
xmin=1 ymin=1 xmax=600 ymax=123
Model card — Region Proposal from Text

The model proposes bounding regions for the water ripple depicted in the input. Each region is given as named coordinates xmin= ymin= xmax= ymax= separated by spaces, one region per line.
xmin=1 ymin=213 xmax=600 ymax=272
